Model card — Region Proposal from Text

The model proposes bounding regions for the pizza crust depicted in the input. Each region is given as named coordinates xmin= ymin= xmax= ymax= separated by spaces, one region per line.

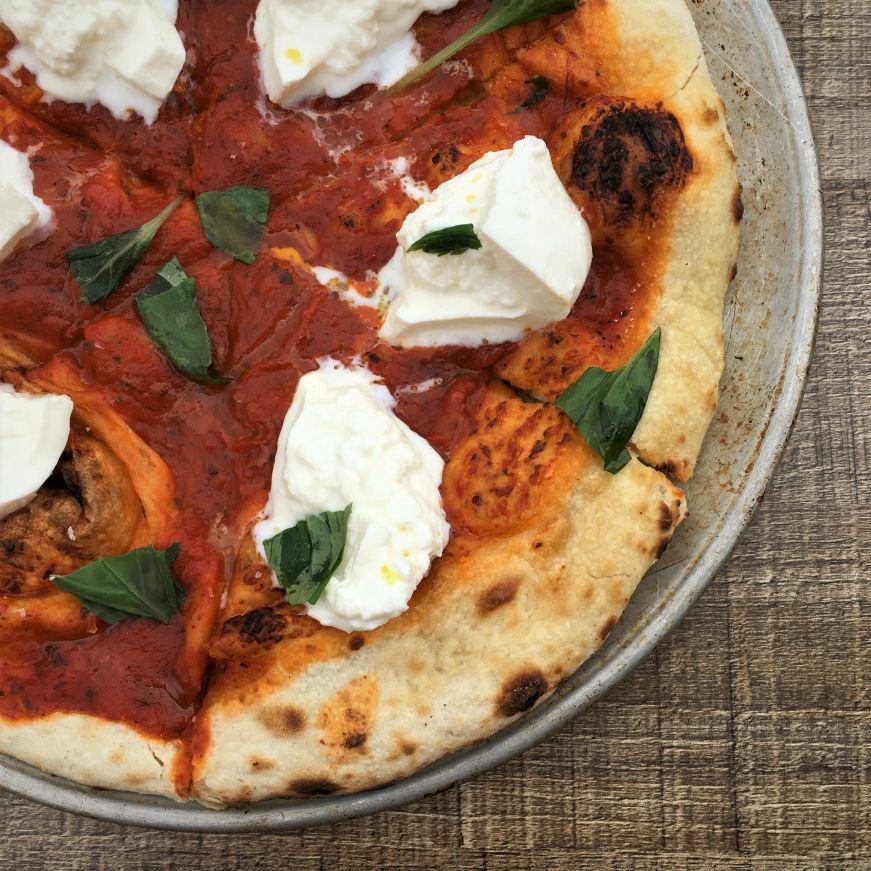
xmin=192 ymin=441 xmax=685 ymax=806
xmin=0 ymin=713 xmax=183 ymax=798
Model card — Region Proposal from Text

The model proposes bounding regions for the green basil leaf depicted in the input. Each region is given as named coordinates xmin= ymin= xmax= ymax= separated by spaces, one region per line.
xmin=65 ymin=195 xmax=184 ymax=304
xmin=264 ymin=505 xmax=352 ymax=606
xmin=51 ymin=544 xmax=185 ymax=624
xmin=555 ymin=328 xmax=661 ymax=474
xmin=135 ymin=258 xmax=229 ymax=385
xmin=391 ymin=0 xmax=575 ymax=93
xmin=195 ymin=186 xmax=270 ymax=264
xmin=408 ymin=223 xmax=482 ymax=257
xmin=510 ymin=75 xmax=550 ymax=113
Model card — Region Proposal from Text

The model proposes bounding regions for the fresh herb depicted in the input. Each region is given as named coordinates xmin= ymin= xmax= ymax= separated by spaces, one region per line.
xmin=66 ymin=195 xmax=184 ymax=304
xmin=511 ymin=75 xmax=550 ymax=113
xmin=195 ymin=186 xmax=270 ymax=264
xmin=555 ymin=328 xmax=661 ymax=474
xmin=408 ymin=224 xmax=482 ymax=256
xmin=135 ymin=257 xmax=229 ymax=385
xmin=51 ymin=544 xmax=185 ymax=624
xmin=264 ymin=506 xmax=352 ymax=606
xmin=390 ymin=0 xmax=575 ymax=93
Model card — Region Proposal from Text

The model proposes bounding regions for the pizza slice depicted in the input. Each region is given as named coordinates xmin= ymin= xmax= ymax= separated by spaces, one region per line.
xmin=187 ymin=0 xmax=739 ymax=805
xmin=0 ymin=350 xmax=185 ymax=797
xmin=190 ymin=380 xmax=684 ymax=805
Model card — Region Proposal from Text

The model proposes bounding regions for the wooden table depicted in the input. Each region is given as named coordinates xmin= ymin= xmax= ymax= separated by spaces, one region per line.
xmin=2 ymin=1 xmax=867 ymax=867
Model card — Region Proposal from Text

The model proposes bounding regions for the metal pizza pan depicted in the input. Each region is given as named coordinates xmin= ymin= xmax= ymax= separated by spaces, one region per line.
xmin=0 ymin=0 xmax=822 ymax=832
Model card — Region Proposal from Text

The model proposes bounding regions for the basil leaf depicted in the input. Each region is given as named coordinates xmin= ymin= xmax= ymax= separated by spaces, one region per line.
xmin=555 ymin=328 xmax=661 ymax=474
xmin=135 ymin=258 xmax=229 ymax=385
xmin=391 ymin=0 xmax=575 ymax=92
xmin=408 ymin=223 xmax=482 ymax=257
xmin=195 ymin=186 xmax=270 ymax=264
xmin=65 ymin=195 xmax=184 ymax=304
xmin=264 ymin=505 xmax=352 ymax=606
xmin=511 ymin=75 xmax=550 ymax=113
xmin=51 ymin=544 xmax=185 ymax=624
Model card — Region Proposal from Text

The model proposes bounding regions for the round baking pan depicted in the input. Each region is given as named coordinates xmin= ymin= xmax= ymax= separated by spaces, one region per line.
xmin=0 ymin=0 xmax=822 ymax=831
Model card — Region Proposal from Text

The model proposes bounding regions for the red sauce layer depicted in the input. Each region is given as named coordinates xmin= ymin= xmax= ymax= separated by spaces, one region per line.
xmin=0 ymin=0 xmax=646 ymax=742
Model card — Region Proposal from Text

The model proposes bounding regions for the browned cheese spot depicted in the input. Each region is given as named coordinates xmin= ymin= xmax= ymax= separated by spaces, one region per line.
xmin=443 ymin=399 xmax=577 ymax=537
xmin=477 ymin=577 xmax=521 ymax=616
xmin=347 ymin=634 xmax=365 ymax=651
xmin=497 ymin=670 xmax=548 ymax=717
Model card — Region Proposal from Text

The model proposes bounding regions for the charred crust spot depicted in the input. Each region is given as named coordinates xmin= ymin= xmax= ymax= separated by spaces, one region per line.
xmin=477 ymin=577 xmax=521 ymax=616
xmin=655 ymin=537 xmax=670 ymax=559
xmin=497 ymin=670 xmax=548 ymax=717
xmin=570 ymin=101 xmax=693 ymax=227
xmin=732 ymin=185 xmax=745 ymax=223
xmin=702 ymin=105 xmax=720 ymax=125
xmin=343 ymin=733 xmax=367 ymax=750
xmin=258 ymin=704 xmax=306 ymax=737
xmin=658 ymin=501 xmax=675 ymax=532
xmin=598 ymin=615 xmax=618 ymax=641
xmin=348 ymin=633 xmax=365 ymax=651
xmin=226 ymin=606 xmax=288 ymax=647
xmin=289 ymin=778 xmax=338 ymax=797
xmin=249 ymin=756 xmax=275 ymax=772
xmin=400 ymin=741 xmax=417 ymax=756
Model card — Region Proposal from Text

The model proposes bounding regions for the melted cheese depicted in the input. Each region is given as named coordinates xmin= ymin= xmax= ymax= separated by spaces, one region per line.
xmin=253 ymin=360 xmax=449 ymax=632
xmin=378 ymin=136 xmax=593 ymax=348
xmin=0 ymin=0 xmax=185 ymax=123
xmin=254 ymin=0 xmax=460 ymax=106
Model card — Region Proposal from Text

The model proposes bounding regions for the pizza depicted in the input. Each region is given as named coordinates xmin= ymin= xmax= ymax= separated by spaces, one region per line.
xmin=0 ymin=0 xmax=740 ymax=806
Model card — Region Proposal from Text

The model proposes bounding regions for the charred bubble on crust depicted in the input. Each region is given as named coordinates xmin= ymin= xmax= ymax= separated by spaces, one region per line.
xmin=497 ymin=669 xmax=548 ymax=717
xmin=289 ymin=778 xmax=339 ymax=797
xmin=230 ymin=606 xmax=288 ymax=646
xmin=477 ymin=577 xmax=521 ymax=616
xmin=258 ymin=704 xmax=306 ymax=737
xmin=220 ymin=603 xmax=314 ymax=650
xmin=570 ymin=101 xmax=693 ymax=228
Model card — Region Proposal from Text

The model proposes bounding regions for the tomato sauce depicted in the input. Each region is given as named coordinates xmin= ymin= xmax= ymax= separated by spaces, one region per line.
xmin=0 ymin=1 xmax=647 ymax=743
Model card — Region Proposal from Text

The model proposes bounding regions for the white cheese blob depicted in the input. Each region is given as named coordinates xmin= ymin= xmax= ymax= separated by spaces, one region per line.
xmin=253 ymin=360 xmax=449 ymax=632
xmin=0 ymin=0 xmax=185 ymax=124
xmin=0 ymin=141 xmax=52 ymax=261
xmin=378 ymin=136 xmax=594 ymax=348
xmin=0 ymin=384 xmax=73 ymax=520
xmin=254 ymin=0 xmax=460 ymax=107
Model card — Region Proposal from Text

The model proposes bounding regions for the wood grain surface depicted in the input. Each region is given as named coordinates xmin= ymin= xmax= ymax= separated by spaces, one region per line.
xmin=1 ymin=1 xmax=868 ymax=867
